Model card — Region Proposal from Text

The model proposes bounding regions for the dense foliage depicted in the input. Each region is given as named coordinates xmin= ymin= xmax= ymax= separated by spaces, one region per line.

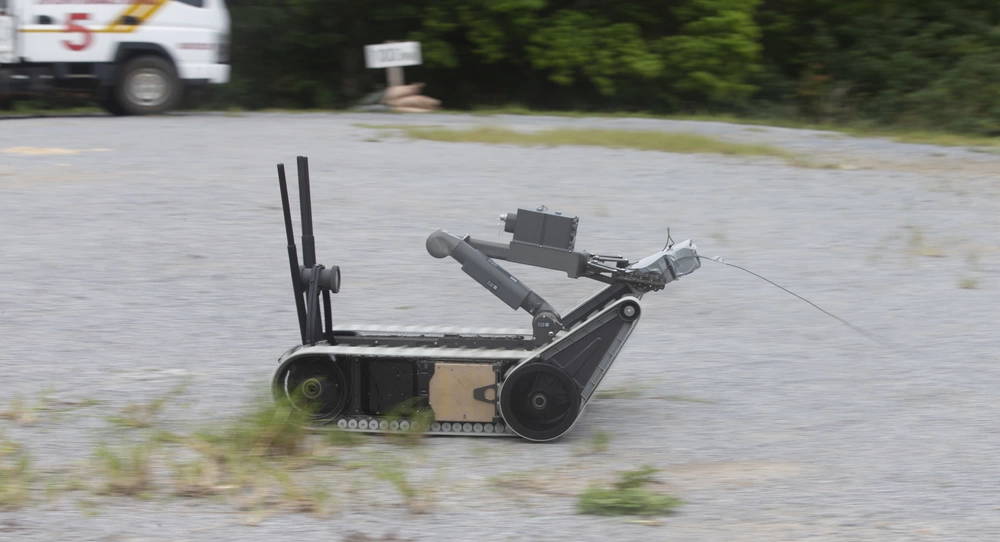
xmin=225 ymin=0 xmax=1000 ymax=134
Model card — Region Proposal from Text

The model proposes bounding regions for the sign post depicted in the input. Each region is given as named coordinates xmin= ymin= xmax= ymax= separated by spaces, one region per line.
xmin=364 ymin=41 xmax=422 ymax=87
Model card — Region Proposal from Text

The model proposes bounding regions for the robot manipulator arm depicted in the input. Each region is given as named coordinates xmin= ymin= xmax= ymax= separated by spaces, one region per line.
xmin=427 ymin=230 xmax=563 ymax=344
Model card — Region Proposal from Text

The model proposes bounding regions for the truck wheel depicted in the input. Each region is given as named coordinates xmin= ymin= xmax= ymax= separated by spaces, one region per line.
xmin=115 ymin=55 xmax=180 ymax=115
xmin=97 ymin=88 xmax=126 ymax=116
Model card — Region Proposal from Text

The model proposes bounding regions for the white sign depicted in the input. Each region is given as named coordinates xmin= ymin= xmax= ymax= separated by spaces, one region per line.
xmin=365 ymin=42 xmax=422 ymax=69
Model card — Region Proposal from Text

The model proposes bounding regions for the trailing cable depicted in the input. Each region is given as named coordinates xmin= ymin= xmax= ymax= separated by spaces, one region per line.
xmin=697 ymin=255 xmax=888 ymax=346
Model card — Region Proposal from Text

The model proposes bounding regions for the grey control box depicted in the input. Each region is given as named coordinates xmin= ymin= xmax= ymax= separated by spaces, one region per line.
xmin=504 ymin=208 xmax=578 ymax=251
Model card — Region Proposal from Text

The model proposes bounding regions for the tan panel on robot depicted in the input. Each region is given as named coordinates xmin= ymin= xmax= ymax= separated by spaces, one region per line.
xmin=429 ymin=363 xmax=497 ymax=423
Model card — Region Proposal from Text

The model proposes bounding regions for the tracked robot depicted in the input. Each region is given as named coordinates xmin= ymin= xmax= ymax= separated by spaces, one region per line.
xmin=271 ymin=157 xmax=700 ymax=441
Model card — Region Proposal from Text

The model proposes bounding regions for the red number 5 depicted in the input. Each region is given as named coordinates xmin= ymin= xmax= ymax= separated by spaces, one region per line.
xmin=62 ymin=13 xmax=92 ymax=51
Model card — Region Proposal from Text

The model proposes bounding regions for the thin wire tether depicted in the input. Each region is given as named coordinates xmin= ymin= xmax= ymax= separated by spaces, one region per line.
xmin=698 ymin=255 xmax=887 ymax=346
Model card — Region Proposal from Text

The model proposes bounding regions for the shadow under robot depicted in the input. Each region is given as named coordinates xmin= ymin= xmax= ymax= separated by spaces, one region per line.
xmin=272 ymin=157 xmax=700 ymax=441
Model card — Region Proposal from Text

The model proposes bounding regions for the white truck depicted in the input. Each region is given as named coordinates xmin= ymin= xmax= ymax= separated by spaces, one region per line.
xmin=0 ymin=0 xmax=229 ymax=114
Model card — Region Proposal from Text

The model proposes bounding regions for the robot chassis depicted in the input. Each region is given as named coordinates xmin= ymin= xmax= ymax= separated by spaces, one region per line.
xmin=271 ymin=157 xmax=700 ymax=441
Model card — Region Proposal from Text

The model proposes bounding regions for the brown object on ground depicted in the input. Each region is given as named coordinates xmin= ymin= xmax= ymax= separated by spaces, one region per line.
xmin=391 ymin=95 xmax=441 ymax=110
xmin=382 ymin=82 xmax=441 ymax=113
xmin=383 ymin=83 xmax=425 ymax=102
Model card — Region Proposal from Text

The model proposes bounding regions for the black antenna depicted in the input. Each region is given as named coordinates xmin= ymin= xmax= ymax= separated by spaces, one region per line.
xmin=297 ymin=156 xmax=316 ymax=269
xmin=278 ymin=164 xmax=308 ymax=344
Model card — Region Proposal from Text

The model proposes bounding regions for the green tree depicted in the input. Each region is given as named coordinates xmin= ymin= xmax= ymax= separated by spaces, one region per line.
xmin=658 ymin=0 xmax=763 ymax=106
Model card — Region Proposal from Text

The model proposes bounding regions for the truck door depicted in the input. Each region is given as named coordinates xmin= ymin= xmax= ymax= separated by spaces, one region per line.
xmin=0 ymin=0 xmax=15 ymax=64
xmin=18 ymin=0 xmax=125 ymax=63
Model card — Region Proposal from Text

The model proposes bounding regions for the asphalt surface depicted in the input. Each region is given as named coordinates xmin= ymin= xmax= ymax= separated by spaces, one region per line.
xmin=1 ymin=112 xmax=998 ymax=541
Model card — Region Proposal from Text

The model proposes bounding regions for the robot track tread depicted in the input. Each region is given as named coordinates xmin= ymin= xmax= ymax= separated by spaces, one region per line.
xmin=315 ymin=416 xmax=514 ymax=437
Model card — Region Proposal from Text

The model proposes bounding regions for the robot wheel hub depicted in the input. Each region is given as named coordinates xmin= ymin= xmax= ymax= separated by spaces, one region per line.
xmin=301 ymin=378 xmax=324 ymax=400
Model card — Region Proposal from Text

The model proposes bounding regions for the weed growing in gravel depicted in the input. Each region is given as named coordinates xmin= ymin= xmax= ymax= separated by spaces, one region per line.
xmin=108 ymin=396 xmax=170 ymax=429
xmin=94 ymin=443 xmax=153 ymax=496
xmin=374 ymin=457 xmax=431 ymax=513
xmin=325 ymin=426 xmax=366 ymax=447
xmin=396 ymin=126 xmax=791 ymax=159
xmin=958 ymin=253 xmax=984 ymax=289
xmin=655 ymin=394 xmax=717 ymax=404
xmin=107 ymin=382 xmax=188 ymax=429
xmin=170 ymin=455 xmax=224 ymax=497
xmin=263 ymin=469 xmax=333 ymax=516
xmin=577 ymin=466 xmax=681 ymax=516
xmin=160 ymin=396 xmax=342 ymax=517
xmin=0 ymin=396 xmax=39 ymax=425
xmin=456 ymin=107 xmax=1000 ymax=149
xmin=353 ymin=123 xmax=441 ymax=131
xmin=589 ymin=431 xmax=611 ymax=453
xmin=199 ymin=395 xmax=312 ymax=458
xmin=595 ymin=385 xmax=643 ymax=400
xmin=2 ymin=394 xmax=101 ymax=425
xmin=958 ymin=277 xmax=980 ymax=289
xmin=382 ymin=399 xmax=434 ymax=447
xmin=905 ymin=226 xmax=946 ymax=258
xmin=0 ymin=435 xmax=33 ymax=508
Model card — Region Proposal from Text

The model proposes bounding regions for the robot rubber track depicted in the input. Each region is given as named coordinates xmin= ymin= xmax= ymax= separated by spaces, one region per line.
xmin=271 ymin=157 xmax=700 ymax=441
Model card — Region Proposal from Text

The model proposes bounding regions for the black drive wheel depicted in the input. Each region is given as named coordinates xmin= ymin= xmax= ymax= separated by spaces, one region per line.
xmin=499 ymin=363 xmax=581 ymax=441
xmin=114 ymin=55 xmax=181 ymax=115
xmin=278 ymin=356 xmax=348 ymax=421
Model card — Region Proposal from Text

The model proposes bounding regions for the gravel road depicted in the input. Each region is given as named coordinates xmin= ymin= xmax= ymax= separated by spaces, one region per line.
xmin=1 ymin=112 xmax=998 ymax=541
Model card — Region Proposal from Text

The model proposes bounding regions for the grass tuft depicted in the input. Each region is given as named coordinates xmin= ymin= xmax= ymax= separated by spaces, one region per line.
xmin=577 ymin=466 xmax=681 ymax=516
xmin=373 ymin=456 xmax=432 ymax=514
xmin=94 ymin=443 xmax=153 ymax=496
xmin=589 ymin=431 xmax=611 ymax=454
xmin=166 ymin=396 xmax=337 ymax=515
xmin=353 ymin=123 xmax=441 ymax=131
xmin=108 ymin=397 xmax=169 ymax=429
xmin=325 ymin=427 xmax=366 ymax=447
xmin=595 ymin=385 xmax=643 ymax=400
xmin=0 ymin=396 xmax=39 ymax=425
xmin=905 ymin=226 xmax=946 ymax=258
xmin=383 ymin=400 xmax=435 ymax=447
xmin=0 ymin=435 xmax=33 ymax=509
xmin=108 ymin=382 xmax=188 ymax=429
xmin=397 ymin=126 xmax=791 ymax=159
xmin=458 ymin=107 xmax=1000 ymax=149
xmin=198 ymin=396 xmax=312 ymax=458
xmin=171 ymin=456 xmax=224 ymax=497
xmin=958 ymin=277 xmax=980 ymax=289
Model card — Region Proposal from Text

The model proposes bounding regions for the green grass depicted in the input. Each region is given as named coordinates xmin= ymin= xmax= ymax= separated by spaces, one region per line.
xmin=396 ymin=126 xmax=791 ymax=159
xmin=577 ymin=466 xmax=681 ymax=516
xmin=94 ymin=443 xmax=153 ymax=496
xmin=0 ymin=435 xmax=33 ymax=509
xmin=107 ymin=382 xmax=189 ymax=429
xmin=459 ymin=107 xmax=1000 ymax=148
xmin=353 ymin=123 xmax=442 ymax=130
xmin=595 ymin=385 xmax=644 ymax=400
xmin=8 ymin=99 xmax=995 ymax=149
xmin=905 ymin=226 xmax=946 ymax=258
xmin=0 ymin=106 xmax=102 ymax=117
xmin=192 ymin=396 xmax=313 ymax=460
xmin=589 ymin=431 xmax=611 ymax=453
xmin=372 ymin=454 xmax=434 ymax=513
xmin=870 ymin=130 xmax=1000 ymax=148
xmin=0 ymin=396 xmax=40 ymax=425
xmin=958 ymin=277 xmax=980 ymax=289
